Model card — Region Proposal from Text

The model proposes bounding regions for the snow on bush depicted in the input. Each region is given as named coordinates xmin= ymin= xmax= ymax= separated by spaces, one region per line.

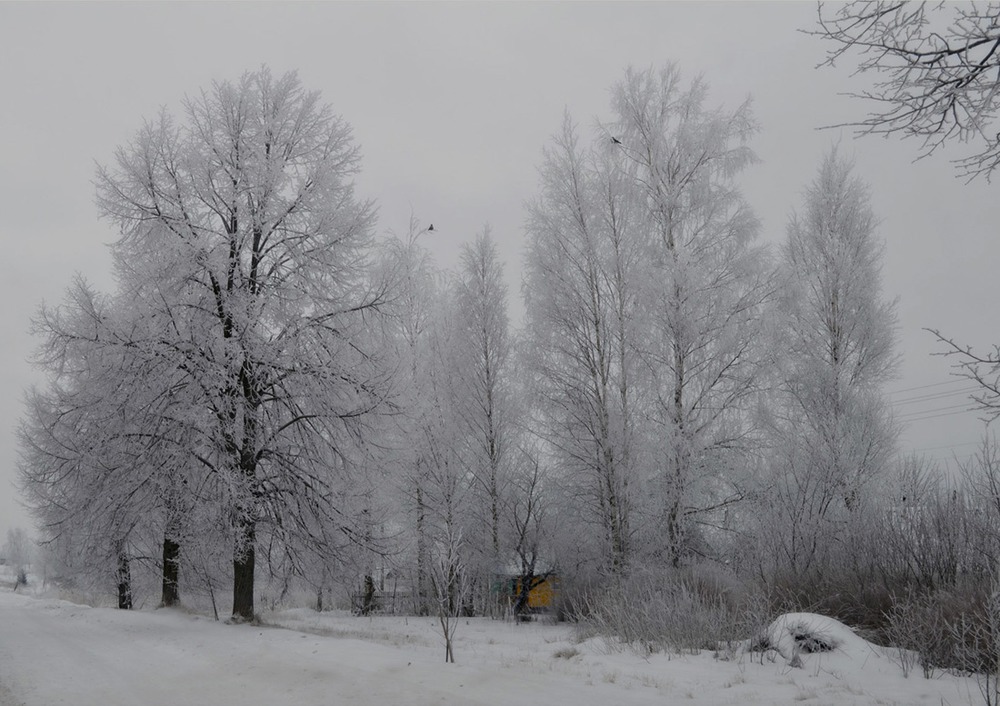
xmin=748 ymin=613 xmax=879 ymax=668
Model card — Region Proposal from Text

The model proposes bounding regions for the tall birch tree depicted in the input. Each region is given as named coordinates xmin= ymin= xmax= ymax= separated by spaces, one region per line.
xmin=453 ymin=228 xmax=513 ymax=577
xmin=760 ymin=149 xmax=898 ymax=579
xmin=524 ymin=114 xmax=645 ymax=575
xmin=609 ymin=65 xmax=772 ymax=565
xmin=525 ymin=65 xmax=772 ymax=571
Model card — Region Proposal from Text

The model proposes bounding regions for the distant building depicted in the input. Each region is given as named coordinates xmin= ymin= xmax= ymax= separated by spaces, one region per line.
xmin=494 ymin=570 xmax=559 ymax=614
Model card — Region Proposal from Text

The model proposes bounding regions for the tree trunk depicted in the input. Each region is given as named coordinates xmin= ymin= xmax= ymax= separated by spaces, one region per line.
xmin=116 ymin=548 xmax=133 ymax=610
xmin=361 ymin=574 xmax=376 ymax=615
xmin=161 ymin=533 xmax=180 ymax=607
xmin=232 ymin=520 xmax=255 ymax=622
xmin=514 ymin=572 xmax=534 ymax=619
xmin=416 ymin=484 xmax=429 ymax=616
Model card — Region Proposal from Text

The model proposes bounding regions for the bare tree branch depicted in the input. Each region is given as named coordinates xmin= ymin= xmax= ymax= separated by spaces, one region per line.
xmin=812 ymin=1 xmax=1000 ymax=180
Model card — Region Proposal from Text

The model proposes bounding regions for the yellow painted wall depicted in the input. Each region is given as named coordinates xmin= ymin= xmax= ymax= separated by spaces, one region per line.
xmin=513 ymin=576 xmax=557 ymax=609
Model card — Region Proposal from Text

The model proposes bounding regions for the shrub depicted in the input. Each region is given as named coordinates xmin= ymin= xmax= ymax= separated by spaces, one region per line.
xmin=883 ymin=579 xmax=997 ymax=680
xmin=575 ymin=564 xmax=769 ymax=657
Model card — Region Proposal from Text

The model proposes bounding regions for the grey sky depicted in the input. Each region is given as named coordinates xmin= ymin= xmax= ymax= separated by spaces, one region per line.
xmin=2 ymin=1 xmax=996 ymax=541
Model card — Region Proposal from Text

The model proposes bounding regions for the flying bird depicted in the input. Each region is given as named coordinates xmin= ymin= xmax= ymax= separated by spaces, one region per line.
xmin=427 ymin=224 xmax=434 ymax=232
xmin=611 ymin=137 xmax=622 ymax=145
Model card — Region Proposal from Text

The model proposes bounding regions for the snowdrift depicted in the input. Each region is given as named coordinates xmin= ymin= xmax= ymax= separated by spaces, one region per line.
xmin=748 ymin=612 xmax=889 ymax=669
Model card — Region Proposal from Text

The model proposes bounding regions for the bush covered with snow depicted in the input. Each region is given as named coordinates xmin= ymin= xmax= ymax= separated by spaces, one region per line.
xmin=748 ymin=613 xmax=854 ymax=667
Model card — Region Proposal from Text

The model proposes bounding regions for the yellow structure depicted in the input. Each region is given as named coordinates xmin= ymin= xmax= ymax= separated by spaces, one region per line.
xmin=503 ymin=574 xmax=558 ymax=611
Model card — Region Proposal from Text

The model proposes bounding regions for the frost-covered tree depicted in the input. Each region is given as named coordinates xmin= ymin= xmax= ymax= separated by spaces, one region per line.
xmin=524 ymin=113 xmax=645 ymax=574
xmin=609 ymin=65 xmax=773 ymax=566
xmin=22 ymin=285 xmax=143 ymax=606
xmin=4 ymin=528 xmax=31 ymax=588
xmin=19 ymin=277 xmax=213 ymax=608
xmin=453 ymin=227 xmax=513 ymax=579
xmin=415 ymin=299 xmax=473 ymax=615
xmin=930 ymin=334 xmax=1000 ymax=424
xmin=378 ymin=219 xmax=441 ymax=614
xmin=813 ymin=1 xmax=1000 ymax=181
xmin=377 ymin=223 xmax=516 ymax=614
xmin=525 ymin=65 xmax=772 ymax=572
xmin=812 ymin=2 xmax=1000 ymax=425
xmin=48 ymin=67 xmax=391 ymax=621
xmin=759 ymin=149 xmax=898 ymax=579
xmin=430 ymin=523 xmax=467 ymax=663
xmin=503 ymin=442 xmax=552 ymax=618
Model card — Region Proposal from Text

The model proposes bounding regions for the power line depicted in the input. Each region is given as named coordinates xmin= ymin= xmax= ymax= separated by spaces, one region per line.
xmin=899 ymin=408 xmax=981 ymax=424
xmin=891 ymin=386 xmax=980 ymax=406
xmin=911 ymin=440 xmax=982 ymax=453
xmin=897 ymin=402 xmax=976 ymax=420
xmin=917 ymin=452 xmax=981 ymax=469
xmin=887 ymin=379 xmax=970 ymax=397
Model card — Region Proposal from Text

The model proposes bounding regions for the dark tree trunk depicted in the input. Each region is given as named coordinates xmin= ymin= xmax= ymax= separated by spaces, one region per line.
xmin=232 ymin=520 xmax=256 ymax=622
xmin=361 ymin=574 xmax=376 ymax=615
xmin=117 ymin=549 xmax=133 ymax=610
xmin=230 ymin=350 xmax=261 ymax=623
xmin=514 ymin=573 xmax=534 ymax=618
xmin=161 ymin=533 xmax=180 ymax=607
xmin=416 ymin=484 xmax=429 ymax=616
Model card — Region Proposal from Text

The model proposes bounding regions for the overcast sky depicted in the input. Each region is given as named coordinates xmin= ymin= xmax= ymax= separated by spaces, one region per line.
xmin=2 ymin=1 xmax=997 ymax=542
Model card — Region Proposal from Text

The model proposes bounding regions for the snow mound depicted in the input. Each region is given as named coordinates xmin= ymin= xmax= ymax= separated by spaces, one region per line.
xmin=749 ymin=612 xmax=884 ymax=668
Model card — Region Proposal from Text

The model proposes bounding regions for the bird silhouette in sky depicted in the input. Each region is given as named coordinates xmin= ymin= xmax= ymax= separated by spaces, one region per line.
xmin=611 ymin=137 xmax=622 ymax=145
xmin=427 ymin=224 xmax=434 ymax=232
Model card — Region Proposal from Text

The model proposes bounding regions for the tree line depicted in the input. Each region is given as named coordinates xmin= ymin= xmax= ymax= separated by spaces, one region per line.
xmin=17 ymin=59 xmax=998 ymax=628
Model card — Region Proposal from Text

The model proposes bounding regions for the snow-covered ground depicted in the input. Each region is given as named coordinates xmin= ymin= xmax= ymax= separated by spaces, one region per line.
xmin=0 ymin=582 xmax=988 ymax=705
